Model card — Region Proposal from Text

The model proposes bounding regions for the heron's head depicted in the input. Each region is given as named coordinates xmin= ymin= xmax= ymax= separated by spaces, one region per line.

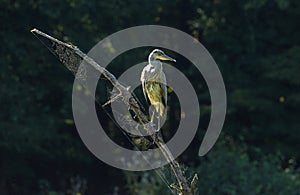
xmin=148 ymin=49 xmax=176 ymax=64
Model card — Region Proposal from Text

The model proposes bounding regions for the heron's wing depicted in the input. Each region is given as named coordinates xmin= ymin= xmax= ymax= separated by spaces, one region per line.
xmin=142 ymin=80 xmax=151 ymax=104
xmin=141 ymin=65 xmax=150 ymax=104
xmin=141 ymin=64 xmax=167 ymax=108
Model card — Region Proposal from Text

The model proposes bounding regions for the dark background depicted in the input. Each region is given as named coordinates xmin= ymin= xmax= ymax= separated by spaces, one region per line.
xmin=1 ymin=0 xmax=300 ymax=194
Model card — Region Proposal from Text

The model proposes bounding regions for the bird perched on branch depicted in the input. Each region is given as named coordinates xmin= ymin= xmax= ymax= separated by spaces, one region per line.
xmin=140 ymin=49 xmax=176 ymax=125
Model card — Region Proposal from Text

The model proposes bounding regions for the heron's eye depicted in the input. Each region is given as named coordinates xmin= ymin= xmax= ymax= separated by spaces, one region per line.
xmin=155 ymin=54 xmax=162 ymax=59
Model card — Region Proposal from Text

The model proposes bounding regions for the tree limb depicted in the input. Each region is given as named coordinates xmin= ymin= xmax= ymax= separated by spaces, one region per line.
xmin=31 ymin=28 xmax=198 ymax=195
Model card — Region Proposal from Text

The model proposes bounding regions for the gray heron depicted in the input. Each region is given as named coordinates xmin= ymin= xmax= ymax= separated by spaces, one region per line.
xmin=140 ymin=49 xmax=176 ymax=130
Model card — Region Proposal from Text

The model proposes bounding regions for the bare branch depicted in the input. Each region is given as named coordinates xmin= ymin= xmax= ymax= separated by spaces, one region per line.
xmin=31 ymin=28 xmax=198 ymax=195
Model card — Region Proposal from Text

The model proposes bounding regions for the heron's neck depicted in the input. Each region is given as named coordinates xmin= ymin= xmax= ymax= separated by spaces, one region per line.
xmin=149 ymin=58 xmax=163 ymax=70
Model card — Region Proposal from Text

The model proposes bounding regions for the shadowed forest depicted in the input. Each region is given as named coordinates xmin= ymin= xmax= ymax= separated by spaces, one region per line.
xmin=1 ymin=0 xmax=300 ymax=194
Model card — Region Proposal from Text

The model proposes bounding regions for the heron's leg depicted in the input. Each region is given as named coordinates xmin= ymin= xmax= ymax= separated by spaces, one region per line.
xmin=153 ymin=115 xmax=160 ymax=143
xmin=150 ymin=110 xmax=155 ymax=124
xmin=147 ymin=106 xmax=160 ymax=145
xmin=157 ymin=115 xmax=160 ymax=132
xmin=149 ymin=105 xmax=156 ymax=129
xmin=146 ymin=111 xmax=157 ymax=149
xmin=153 ymin=107 xmax=162 ymax=142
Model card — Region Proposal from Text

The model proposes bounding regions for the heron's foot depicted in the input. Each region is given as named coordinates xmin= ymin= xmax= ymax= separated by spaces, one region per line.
xmin=146 ymin=136 xmax=159 ymax=149
xmin=146 ymin=141 xmax=155 ymax=149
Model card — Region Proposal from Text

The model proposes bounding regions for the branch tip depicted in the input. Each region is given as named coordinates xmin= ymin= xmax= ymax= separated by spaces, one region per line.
xmin=30 ymin=28 xmax=37 ymax=33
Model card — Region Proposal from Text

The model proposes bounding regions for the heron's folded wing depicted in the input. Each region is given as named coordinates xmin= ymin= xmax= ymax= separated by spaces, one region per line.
xmin=141 ymin=65 xmax=150 ymax=104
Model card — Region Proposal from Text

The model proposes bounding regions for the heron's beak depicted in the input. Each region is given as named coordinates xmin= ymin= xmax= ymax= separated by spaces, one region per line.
xmin=157 ymin=54 xmax=176 ymax=62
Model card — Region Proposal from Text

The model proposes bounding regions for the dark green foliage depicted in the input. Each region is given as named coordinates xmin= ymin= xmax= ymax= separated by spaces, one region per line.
xmin=196 ymin=144 xmax=300 ymax=195
xmin=189 ymin=0 xmax=300 ymax=158
xmin=123 ymin=143 xmax=300 ymax=195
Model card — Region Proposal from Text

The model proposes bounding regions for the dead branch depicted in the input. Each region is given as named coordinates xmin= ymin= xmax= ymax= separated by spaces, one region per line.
xmin=31 ymin=28 xmax=198 ymax=195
